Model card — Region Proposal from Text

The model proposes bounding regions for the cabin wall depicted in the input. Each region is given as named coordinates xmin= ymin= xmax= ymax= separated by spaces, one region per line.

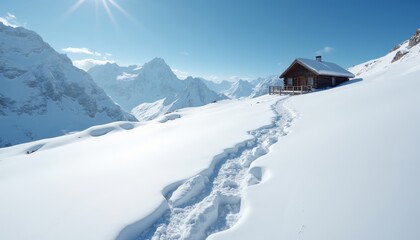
xmin=315 ymin=76 xmax=332 ymax=88
xmin=283 ymin=63 xmax=317 ymax=78
xmin=335 ymin=77 xmax=349 ymax=85
xmin=282 ymin=63 xmax=317 ymax=87
xmin=315 ymin=76 xmax=349 ymax=88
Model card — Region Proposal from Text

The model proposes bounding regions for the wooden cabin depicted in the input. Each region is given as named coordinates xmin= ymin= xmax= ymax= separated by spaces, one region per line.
xmin=278 ymin=56 xmax=355 ymax=94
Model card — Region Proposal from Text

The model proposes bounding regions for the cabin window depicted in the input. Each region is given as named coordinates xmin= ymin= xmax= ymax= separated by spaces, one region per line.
xmin=307 ymin=77 xmax=314 ymax=85
xmin=287 ymin=78 xmax=293 ymax=85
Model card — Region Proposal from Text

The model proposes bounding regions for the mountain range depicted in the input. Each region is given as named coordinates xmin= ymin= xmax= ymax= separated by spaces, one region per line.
xmin=88 ymin=59 xmax=227 ymax=121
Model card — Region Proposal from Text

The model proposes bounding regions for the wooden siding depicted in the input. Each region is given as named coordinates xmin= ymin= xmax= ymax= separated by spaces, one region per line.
xmin=282 ymin=63 xmax=317 ymax=87
xmin=282 ymin=63 xmax=317 ymax=79
xmin=315 ymin=76 xmax=349 ymax=88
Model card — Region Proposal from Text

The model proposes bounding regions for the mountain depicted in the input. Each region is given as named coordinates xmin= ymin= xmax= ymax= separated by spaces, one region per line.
xmin=131 ymin=77 xmax=227 ymax=121
xmin=88 ymin=58 xmax=183 ymax=111
xmin=249 ymin=75 xmax=283 ymax=98
xmin=203 ymin=76 xmax=283 ymax=99
xmin=89 ymin=59 xmax=227 ymax=121
xmin=0 ymin=23 xmax=136 ymax=147
xmin=201 ymin=78 xmax=232 ymax=93
xmin=171 ymin=77 xmax=228 ymax=110
xmin=223 ymin=79 xmax=254 ymax=98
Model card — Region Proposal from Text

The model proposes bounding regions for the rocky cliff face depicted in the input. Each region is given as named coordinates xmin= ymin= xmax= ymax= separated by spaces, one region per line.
xmin=0 ymin=23 xmax=136 ymax=147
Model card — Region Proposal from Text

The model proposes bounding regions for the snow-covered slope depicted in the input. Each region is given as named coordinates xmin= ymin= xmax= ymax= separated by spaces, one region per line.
xmin=349 ymin=29 xmax=420 ymax=77
xmin=209 ymin=29 xmax=420 ymax=240
xmin=131 ymin=77 xmax=227 ymax=121
xmin=0 ymin=23 xmax=136 ymax=147
xmin=223 ymin=79 xmax=254 ymax=98
xmin=249 ymin=75 xmax=283 ymax=98
xmin=0 ymin=95 xmax=281 ymax=240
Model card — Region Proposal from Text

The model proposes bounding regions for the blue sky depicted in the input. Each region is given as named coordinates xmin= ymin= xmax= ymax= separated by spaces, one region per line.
xmin=1 ymin=0 xmax=420 ymax=81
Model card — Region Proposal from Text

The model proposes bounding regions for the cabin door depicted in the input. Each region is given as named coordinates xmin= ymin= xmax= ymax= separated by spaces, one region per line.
xmin=297 ymin=76 xmax=306 ymax=86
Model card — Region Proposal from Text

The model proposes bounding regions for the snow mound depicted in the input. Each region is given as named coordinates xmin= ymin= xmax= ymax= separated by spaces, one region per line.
xmin=158 ymin=113 xmax=181 ymax=123
xmin=168 ymin=174 xmax=209 ymax=208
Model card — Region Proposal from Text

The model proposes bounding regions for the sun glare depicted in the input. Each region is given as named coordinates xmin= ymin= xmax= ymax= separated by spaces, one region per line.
xmin=66 ymin=0 xmax=132 ymax=26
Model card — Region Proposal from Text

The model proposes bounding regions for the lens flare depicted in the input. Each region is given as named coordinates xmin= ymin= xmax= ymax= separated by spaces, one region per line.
xmin=65 ymin=0 xmax=133 ymax=26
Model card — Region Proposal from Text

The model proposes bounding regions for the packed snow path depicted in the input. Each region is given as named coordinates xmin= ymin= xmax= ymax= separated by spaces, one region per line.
xmin=117 ymin=98 xmax=295 ymax=240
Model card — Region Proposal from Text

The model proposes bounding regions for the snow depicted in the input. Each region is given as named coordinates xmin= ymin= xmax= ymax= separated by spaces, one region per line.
xmin=209 ymin=33 xmax=420 ymax=240
xmin=0 ymin=95 xmax=282 ymax=240
xmin=131 ymin=99 xmax=171 ymax=122
xmin=117 ymin=72 xmax=139 ymax=81
xmin=285 ymin=58 xmax=355 ymax=78
xmin=119 ymin=97 xmax=294 ymax=240
xmin=168 ymin=174 xmax=209 ymax=208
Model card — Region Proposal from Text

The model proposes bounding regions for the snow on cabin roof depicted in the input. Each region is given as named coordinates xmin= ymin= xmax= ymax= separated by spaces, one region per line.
xmin=281 ymin=58 xmax=355 ymax=78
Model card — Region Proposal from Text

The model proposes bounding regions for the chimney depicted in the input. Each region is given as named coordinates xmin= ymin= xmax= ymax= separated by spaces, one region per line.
xmin=316 ymin=55 xmax=322 ymax=62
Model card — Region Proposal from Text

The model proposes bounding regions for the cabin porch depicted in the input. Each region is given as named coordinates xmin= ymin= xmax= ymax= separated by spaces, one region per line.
xmin=269 ymin=85 xmax=313 ymax=95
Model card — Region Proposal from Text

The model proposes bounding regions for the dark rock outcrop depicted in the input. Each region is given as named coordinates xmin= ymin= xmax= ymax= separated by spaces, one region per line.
xmin=408 ymin=29 xmax=420 ymax=48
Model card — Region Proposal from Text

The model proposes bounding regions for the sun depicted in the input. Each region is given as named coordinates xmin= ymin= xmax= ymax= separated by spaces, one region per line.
xmin=66 ymin=0 xmax=131 ymax=25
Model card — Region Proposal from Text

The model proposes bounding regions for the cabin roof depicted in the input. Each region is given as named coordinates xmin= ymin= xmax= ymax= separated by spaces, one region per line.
xmin=281 ymin=58 xmax=355 ymax=78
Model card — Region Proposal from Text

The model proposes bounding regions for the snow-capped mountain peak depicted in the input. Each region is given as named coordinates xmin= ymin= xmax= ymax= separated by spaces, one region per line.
xmin=224 ymin=79 xmax=254 ymax=98
xmin=130 ymin=76 xmax=227 ymax=121
xmin=170 ymin=77 xmax=228 ymax=110
xmin=137 ymin=57 xmax=179 ymax=83
xmin=0 ymin=22 xmax=136 ymax=147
